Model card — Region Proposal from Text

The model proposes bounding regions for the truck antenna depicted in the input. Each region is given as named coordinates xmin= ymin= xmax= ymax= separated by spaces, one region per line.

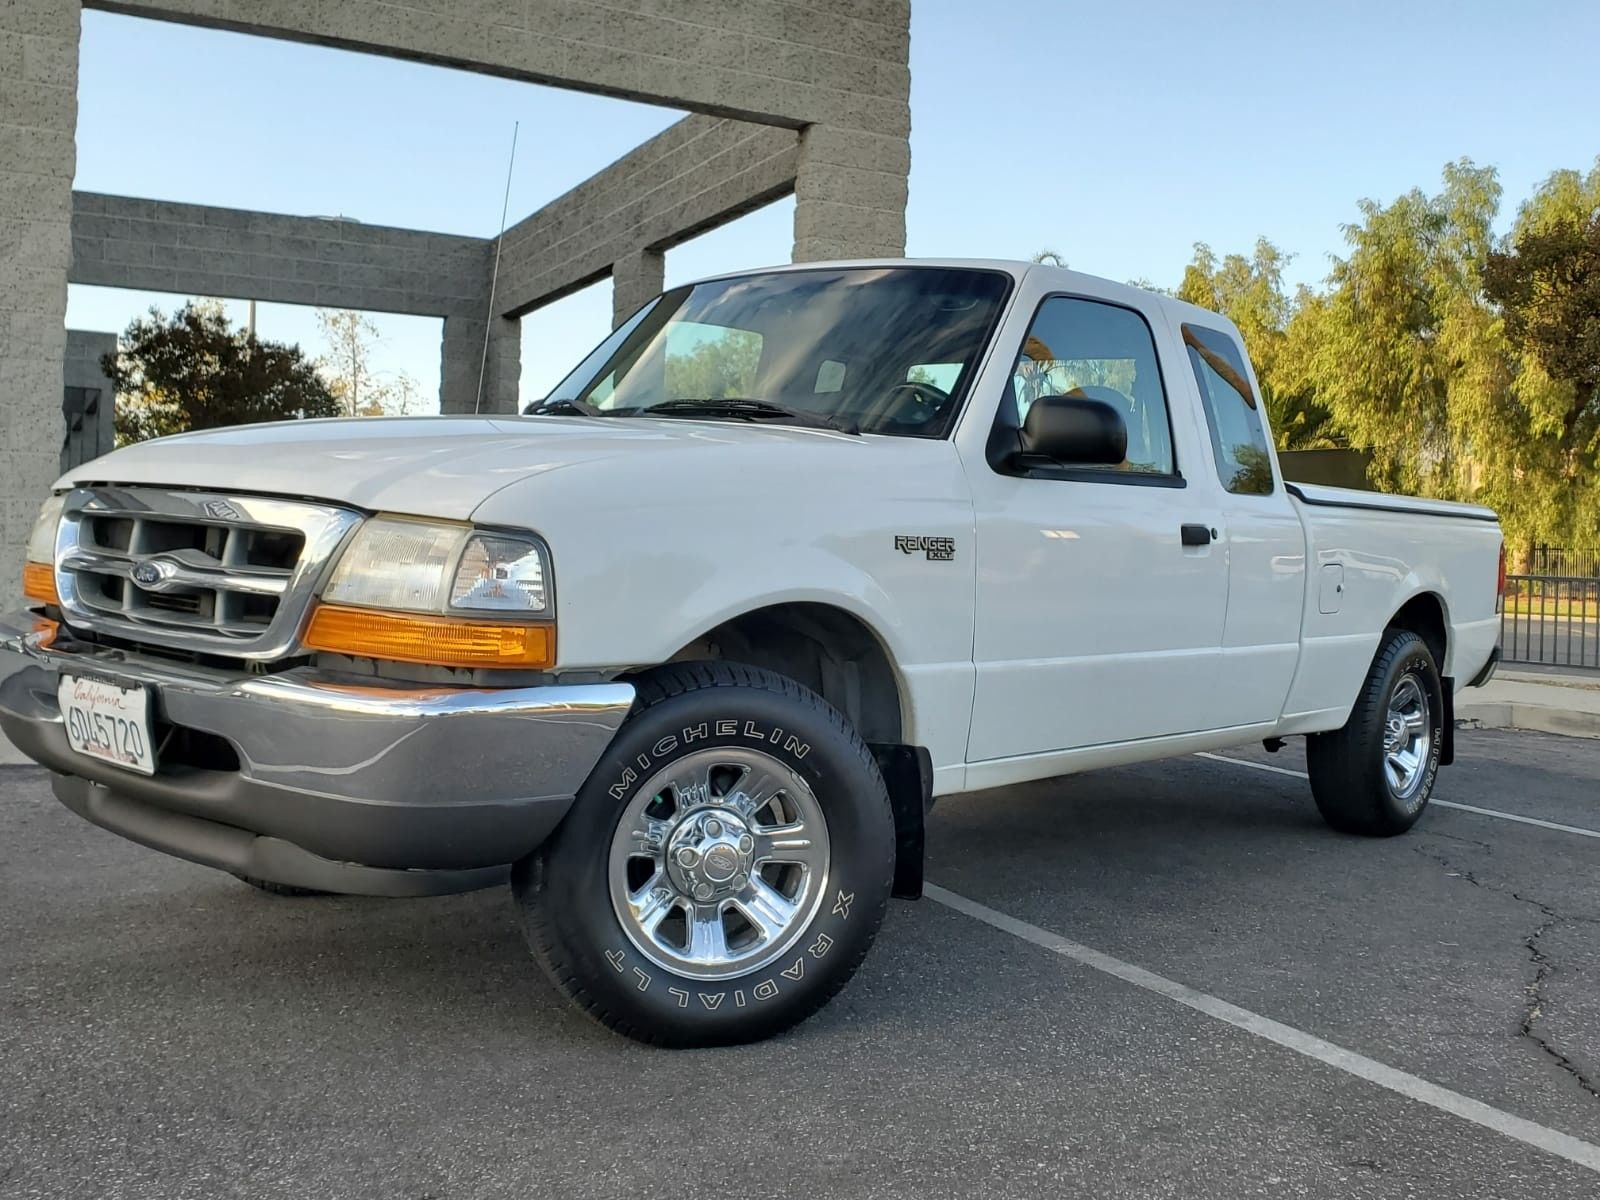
xmin=475 ymin=120 xmax=519 ymax=414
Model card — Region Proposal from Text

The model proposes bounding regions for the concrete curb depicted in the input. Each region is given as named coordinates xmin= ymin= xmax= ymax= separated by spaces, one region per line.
xmin=1456 ymin=701 xmax=1600 ymax=740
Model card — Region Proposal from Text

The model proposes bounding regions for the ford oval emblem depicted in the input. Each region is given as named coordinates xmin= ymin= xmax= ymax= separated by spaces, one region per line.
xmin=131 ymin=561 xmax=162 ymax=586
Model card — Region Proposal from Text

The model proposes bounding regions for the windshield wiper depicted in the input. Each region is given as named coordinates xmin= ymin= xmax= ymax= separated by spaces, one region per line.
xmin=633 ymin=398 xmax=859 ymax=434
xmin=525 ymin=397 xmax=608 ymax=417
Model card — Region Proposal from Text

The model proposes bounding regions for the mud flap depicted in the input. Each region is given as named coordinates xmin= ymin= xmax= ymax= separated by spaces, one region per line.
xmin=1440 ymin=676 xmax=1455 ymax=767
xmin=870 ymin=743 xmax=932 ymax=899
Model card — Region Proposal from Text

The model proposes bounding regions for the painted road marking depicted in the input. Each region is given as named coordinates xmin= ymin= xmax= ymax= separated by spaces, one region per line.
xmin=926 ymin=883 xmax=1600 ymax=1174
xmin=1196 ymin=752 xmax=1600 ymax=841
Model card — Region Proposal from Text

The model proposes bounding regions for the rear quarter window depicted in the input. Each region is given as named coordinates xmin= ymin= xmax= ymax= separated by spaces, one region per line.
xmin=1182 ymin=324 xmax=1274 ymax=495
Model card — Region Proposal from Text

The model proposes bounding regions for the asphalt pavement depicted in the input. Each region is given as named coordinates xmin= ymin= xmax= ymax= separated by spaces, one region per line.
xmin=3 ymin=727 xmax=1598 ymax=1198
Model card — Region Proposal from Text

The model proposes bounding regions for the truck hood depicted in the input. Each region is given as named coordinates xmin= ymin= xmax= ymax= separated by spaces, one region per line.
xmin=56 ymin=414 xmax=877 ymax=520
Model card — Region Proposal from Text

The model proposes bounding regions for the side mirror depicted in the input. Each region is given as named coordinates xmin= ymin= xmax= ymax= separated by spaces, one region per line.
xmin=1018 ymin=396 xmax=1127 ymax=465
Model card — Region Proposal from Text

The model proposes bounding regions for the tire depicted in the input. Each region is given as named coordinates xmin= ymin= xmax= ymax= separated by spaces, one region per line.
xmin=513 ymin=661 xmax=895 ymax=1047
xmin=232 ymin=874 xmax=327 ymax=897
xmin=1307 ymin=628 xmax=1445 ymax=836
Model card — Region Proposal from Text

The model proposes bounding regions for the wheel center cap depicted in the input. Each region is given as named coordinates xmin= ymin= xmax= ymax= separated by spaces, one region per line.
xmin=1386 ymin=717 xmax=1407 ymax=751
xmin=665 ymin=809 xmax=756 ymax=901
xmin=702 ymin=845 xmax=740 ymax=882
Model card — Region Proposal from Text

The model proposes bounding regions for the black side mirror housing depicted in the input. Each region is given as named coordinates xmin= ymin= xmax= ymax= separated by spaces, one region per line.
xmin=1018 ymin=395 xmax=1127 ymax=466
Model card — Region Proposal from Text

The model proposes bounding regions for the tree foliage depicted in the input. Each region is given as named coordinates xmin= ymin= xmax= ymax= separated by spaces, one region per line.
xmin=663 ymin=330 xmax=763 ymax=399
xmin=1161 ymin=157 xmax=1600 ymax=551
xmin=107 ymin=302 xmax=339 ymax=445
xmin=315 ymin=308 xmax=427 ymax=416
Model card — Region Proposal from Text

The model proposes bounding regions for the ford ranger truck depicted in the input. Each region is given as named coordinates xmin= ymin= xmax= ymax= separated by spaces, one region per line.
xmin=2 ymin=260 xmax=1503 ymax=1047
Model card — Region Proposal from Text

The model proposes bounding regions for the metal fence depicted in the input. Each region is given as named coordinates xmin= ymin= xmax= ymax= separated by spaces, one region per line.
xmin=1523 ymin=545 xmax=1600 ymax=579
xmin=1500 ymin=575 xmax=1600 ymax=669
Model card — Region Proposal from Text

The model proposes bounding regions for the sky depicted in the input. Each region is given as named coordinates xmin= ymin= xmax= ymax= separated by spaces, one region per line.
xmin=67 ymin=0 xmax=1600 ymax=409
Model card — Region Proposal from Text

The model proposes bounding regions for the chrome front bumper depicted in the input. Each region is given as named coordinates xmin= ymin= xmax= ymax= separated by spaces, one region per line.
xmin=0 ymin=613 xmax=634 ymax=895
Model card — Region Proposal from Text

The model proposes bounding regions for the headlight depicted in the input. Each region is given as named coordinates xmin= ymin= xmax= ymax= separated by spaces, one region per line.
xmin=450 ymin=534 xmax=550 ymax=614
xmin=321 ymin=517 xmax=468 ymax=612
xmin=26 ymin=493 xmax=65 ymax=564
xmin=307 ymin=516 xmax=555 ymax=669
xmin=321 ymin=518 xmax=552 ymax=616
xmin=22 ymin=494 xmax=66 ymax=606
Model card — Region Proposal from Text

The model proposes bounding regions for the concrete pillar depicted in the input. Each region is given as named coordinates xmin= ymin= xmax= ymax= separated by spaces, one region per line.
xmin=440 ymin=315 xmax=521 ymax=415
xmin=63 ymin=330 xmax=117 ymax=468
xmin=1 ymin=0 xmax=81 ymax=600
xmin=792 ymin=125 xmax=909 ymax=263
xmin=612 ymin=247 xmax=664 ymax=329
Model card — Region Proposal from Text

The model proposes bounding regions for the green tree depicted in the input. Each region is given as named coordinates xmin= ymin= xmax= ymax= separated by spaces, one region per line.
xmin=663 ymin=330 xmax=763 ymax=399
xmin=315 ymin=308 xmax=426 ymax=416
xmin=1284 ymin=160 xmax=1511 ymax=499
xmin=107 ymin=302 xmax=339 ymax=445
xmin=1483 ymin=161 xmax=1600 ymax=552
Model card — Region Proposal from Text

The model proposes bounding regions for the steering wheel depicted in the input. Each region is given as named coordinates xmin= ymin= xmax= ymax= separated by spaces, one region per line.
xmin=879 ymin=379 xmax=952 ymax=427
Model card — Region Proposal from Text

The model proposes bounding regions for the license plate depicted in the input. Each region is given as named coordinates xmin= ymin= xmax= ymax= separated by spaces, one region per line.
xmin=58 ymin=673 xmax=157 ymax=776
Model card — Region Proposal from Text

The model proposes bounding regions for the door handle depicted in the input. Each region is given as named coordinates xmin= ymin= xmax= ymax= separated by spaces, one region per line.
xmin=1180 ymin=524 xmax=1213 ymax=546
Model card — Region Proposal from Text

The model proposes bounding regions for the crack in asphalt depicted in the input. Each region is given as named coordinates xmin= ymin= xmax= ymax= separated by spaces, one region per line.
xmin=1413 ymin=839 xmax=1600 ymax=1101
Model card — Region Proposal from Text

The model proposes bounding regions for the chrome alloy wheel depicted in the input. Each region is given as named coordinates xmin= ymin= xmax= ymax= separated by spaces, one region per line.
xmin=1382 ymin=672 xmax=1432 ymax=805
xmin=608 ymin=747 xmax=831 ymax=981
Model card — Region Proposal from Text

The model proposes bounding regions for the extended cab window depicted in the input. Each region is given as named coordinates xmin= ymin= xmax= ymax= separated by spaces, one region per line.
xmin=1007 ymin=298 xmax=1175 ymax=475
xmin=1183 ymin=324 xmax=1274 ymax=495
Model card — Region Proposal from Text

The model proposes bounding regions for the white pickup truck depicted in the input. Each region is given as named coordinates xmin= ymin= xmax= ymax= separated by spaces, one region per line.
xmin=3 ymin=260 xmax=1503 ymax=1046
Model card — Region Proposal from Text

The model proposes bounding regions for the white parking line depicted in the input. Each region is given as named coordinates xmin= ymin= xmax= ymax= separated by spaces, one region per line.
xmin=1195 ymin=752 xmax=1600 ymax=841
xmin=925 ymin=883 xmax=1600 ymax=1174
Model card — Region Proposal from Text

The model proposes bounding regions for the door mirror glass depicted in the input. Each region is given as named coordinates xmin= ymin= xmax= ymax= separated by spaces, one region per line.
xmin=1019 ymin=395 xmax=1128 ymax=465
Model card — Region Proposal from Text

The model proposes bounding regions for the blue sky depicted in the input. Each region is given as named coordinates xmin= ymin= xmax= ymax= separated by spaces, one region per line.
xmin=68 ymin=0 xmax=1600 ymax=407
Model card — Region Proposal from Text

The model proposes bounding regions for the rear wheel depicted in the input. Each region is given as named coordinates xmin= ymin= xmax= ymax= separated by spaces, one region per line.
xmin=514 ymin=662 xmax=895 ymax=1047
xmin=1307 ymin=628 xmax=1444 ymax=836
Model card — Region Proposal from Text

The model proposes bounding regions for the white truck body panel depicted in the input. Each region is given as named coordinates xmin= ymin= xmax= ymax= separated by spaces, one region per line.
xmin=50 ymin=258 xmax=1503 ymax=799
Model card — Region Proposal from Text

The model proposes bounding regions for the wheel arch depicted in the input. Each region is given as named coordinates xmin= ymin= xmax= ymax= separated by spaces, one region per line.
xmin=665 ymin=601 xmax=909 ymax=746
xmin=1387 ymin=590 xmax=1449 ymax=674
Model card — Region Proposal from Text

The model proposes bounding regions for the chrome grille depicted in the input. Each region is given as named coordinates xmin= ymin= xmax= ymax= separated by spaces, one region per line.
xmin=55 ymin=487 xmax=362 ymax=659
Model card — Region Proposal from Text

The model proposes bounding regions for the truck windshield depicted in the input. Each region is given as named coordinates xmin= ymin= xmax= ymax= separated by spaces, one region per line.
xmin=532 ymin=266 xmax=1012 ymax=438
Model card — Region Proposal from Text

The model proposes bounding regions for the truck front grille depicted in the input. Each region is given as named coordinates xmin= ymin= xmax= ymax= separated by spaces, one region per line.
xmin=54 ymin=487 xmax=362 ymax=660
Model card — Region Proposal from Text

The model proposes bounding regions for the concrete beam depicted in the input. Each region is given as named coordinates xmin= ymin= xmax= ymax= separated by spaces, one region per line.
xmin=498 ymin=115 xmax=799 ymax=317
xmin=89 ymin=1 xmax=911 ymax=136
xmin=70 ymin=193 xmax=494 ymax=318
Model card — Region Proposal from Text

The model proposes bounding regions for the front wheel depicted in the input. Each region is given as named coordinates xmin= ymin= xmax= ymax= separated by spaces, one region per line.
xmin=514 ymin=662 xmax=895 ymax=1047
xmin=1307 ymin=627 xmax=1445 ymax=836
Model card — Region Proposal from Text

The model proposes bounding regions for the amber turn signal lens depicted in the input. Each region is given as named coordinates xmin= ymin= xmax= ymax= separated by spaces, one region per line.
xmin=303 ymin=603 xmax=554 ymax=669
xmin=22 ymin=560 xmax=59 ymax=607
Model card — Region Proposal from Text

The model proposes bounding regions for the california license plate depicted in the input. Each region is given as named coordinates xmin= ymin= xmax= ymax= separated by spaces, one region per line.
xmin=58 ymin=673 xmax=157 ymax=776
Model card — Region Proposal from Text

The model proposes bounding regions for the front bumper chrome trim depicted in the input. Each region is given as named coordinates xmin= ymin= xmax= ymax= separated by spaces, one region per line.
xmin=0 ymin=612 xmax=634 ymax=889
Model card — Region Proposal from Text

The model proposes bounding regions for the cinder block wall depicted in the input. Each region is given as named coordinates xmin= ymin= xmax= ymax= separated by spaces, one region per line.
xmin=1 ymin=0 xmax=82 ymax=601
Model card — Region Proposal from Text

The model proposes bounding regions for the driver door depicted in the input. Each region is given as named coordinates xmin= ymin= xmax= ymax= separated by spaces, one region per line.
xmin=962 ymin=292 xmax=1229 ymax=760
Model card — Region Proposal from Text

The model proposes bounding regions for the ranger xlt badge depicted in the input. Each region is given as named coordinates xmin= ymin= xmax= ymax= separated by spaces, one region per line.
xmin=895 ymin=535 xmax=955 ymax=561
